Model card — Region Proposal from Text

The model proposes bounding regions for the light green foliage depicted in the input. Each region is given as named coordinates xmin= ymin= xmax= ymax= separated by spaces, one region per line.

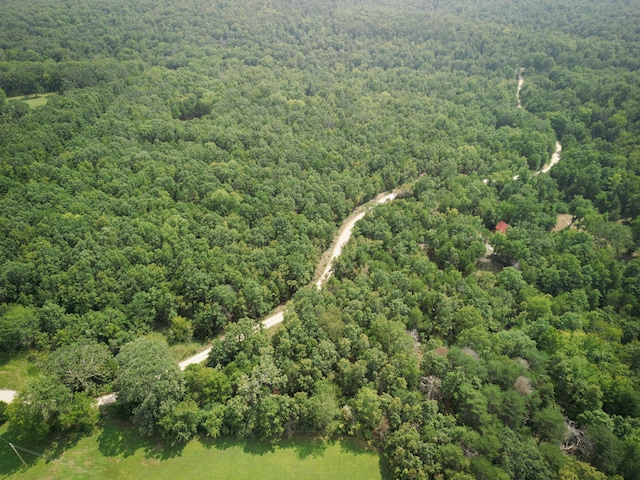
xmin=167 ymin=315 xmax=193 ymax=344
xmin=45 ymin=340 xmax=115 ymax=394
xmin=201 ymin=403 xmax=225 ymax=439
xmin=301 ymin=381 xmax=341 ymax=435
xmin=157 ymin=398 xmax=202 ymax=445
xmin=184 ymin=363 xmax=232 ymax=406
xmin=6 ymin=375 xmax=97 ymax=441
xmin=0 ymin=305 xmax=38 ymax=351
xmin=350 ymin=387 xmax=384 ymax=439
xmin=558 ymin=458 xmax=608 ymax=480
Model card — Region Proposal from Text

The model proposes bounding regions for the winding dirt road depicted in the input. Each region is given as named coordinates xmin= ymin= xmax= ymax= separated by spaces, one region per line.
xmin=515 ymin=69 xmax=562 ymax=174
xmin=179 ymin=189 xmax=401 ymax=371
xmin=314 ymin=191 xmax=398 ymax=289
xmin=512 ymin=69 xmax=562 ymax=179
xmin=539 ymin=141 xmax=562 ymax=174
xmin=1 ymin=189 xmax=404 ymax=406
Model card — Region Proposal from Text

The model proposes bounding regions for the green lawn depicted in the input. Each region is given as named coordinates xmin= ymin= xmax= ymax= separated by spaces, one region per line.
xmin=0 ymin=352 xmax=39 ymax=391
xmin=7 ymin=92 xmax=56 ymax=108
xmin=0 ymin=416 xmax=390 ymax=480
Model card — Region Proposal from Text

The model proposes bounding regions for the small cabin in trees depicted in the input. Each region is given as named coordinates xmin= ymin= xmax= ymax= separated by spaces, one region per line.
xmin=495 ymin=221 xmax=509 ymax=234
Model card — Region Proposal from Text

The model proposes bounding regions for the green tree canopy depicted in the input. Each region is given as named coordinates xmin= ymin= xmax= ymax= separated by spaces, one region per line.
xmin=115 ymin=338 xmax=185 ymax=436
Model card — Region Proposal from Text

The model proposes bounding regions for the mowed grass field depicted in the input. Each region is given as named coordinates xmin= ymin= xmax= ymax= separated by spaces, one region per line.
xmin=0 ymin=417 xmax=390 ymax=480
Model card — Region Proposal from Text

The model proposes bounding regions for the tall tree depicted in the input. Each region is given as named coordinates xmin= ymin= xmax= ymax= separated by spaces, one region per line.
xmin=45 ymin=340 xmax=115 ymax=394
xmin=115 ymin=338 xmax=185 ymax=436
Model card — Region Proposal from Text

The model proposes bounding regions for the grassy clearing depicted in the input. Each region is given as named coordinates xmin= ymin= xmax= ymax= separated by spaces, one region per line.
xmin=144 ymin=331 xmax=209 ymax=362
xmin=0 ymin=416 xmax=389 ymax=480
xmin=0 ymin=352 xmax=39 ymax=391
xmin=0 ymin=332 xmax=207 ymax=392
xmin=7 ymin=92 xmax=56 ymax=108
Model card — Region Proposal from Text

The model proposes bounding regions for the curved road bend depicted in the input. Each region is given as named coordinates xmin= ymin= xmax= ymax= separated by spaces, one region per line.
xmin=2 ymin=190 xmax=403 ymax=406
xmin=179 ymin=189 xmax=400 ymax=371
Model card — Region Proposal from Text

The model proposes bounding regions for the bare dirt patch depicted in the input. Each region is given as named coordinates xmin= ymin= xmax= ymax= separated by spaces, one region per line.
xmin=552 ymin=214 xmax=573 ymax=232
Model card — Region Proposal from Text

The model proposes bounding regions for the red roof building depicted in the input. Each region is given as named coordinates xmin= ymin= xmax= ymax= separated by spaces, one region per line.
xmin=495 ymin=221 xmax=509 ymax=234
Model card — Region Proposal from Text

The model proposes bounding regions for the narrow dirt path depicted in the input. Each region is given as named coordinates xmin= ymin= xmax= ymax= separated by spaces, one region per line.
xmin=516 ymin=68 xmax=524 ymax=108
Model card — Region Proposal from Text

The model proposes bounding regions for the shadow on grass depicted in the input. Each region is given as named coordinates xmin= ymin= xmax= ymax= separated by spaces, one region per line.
xmin=97 ymin=406 xmax=186 ymax=460
xmin=199 ymin=433 xmax=331 ymax=459
xmin=0 ymin=431 xmax=40 ymax=478
xmin=199 ymin=433 xmax=386 ymax=465
xmin=200 ymin=435 xmax=276 ymax=456
xmin=281 ymin=434 xmax=330 ymax=459
xmin=0 ymin=352 xmax=11 ymax=368
xmin=0 ymin=423 xmax=86 ymax=478
xmin=378 ymin=453 xmax=392 ymax=480
xmin=338 ymin=436 xmax=372 ymax=455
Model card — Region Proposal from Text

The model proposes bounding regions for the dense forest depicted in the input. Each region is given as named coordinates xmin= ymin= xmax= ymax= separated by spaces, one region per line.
xmin=1 ymin=0 xmax=639 ymax=478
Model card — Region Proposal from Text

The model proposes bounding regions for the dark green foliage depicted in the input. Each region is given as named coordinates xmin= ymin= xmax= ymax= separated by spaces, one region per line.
xmin=157 ymin=398 xmax=202 ymax=446
xmin=498 ymin=428 xmax=553 ymax=480
xmin=584 ymin=424 xmax=625 ymax=476
xmin=222 ymin=354 xmax=292 ymax=441
xmin=531 ymin=405 xmax=567 ymax=445
xmin=1 ymin=0 xmax=639 ymax=478
xmin=0 ymin=401 xmax=7 ymax=425
xmin=297 ymin=381 xmax=341 ymax=435
xmin=207 ymin=318 xmax=268 ymax=368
